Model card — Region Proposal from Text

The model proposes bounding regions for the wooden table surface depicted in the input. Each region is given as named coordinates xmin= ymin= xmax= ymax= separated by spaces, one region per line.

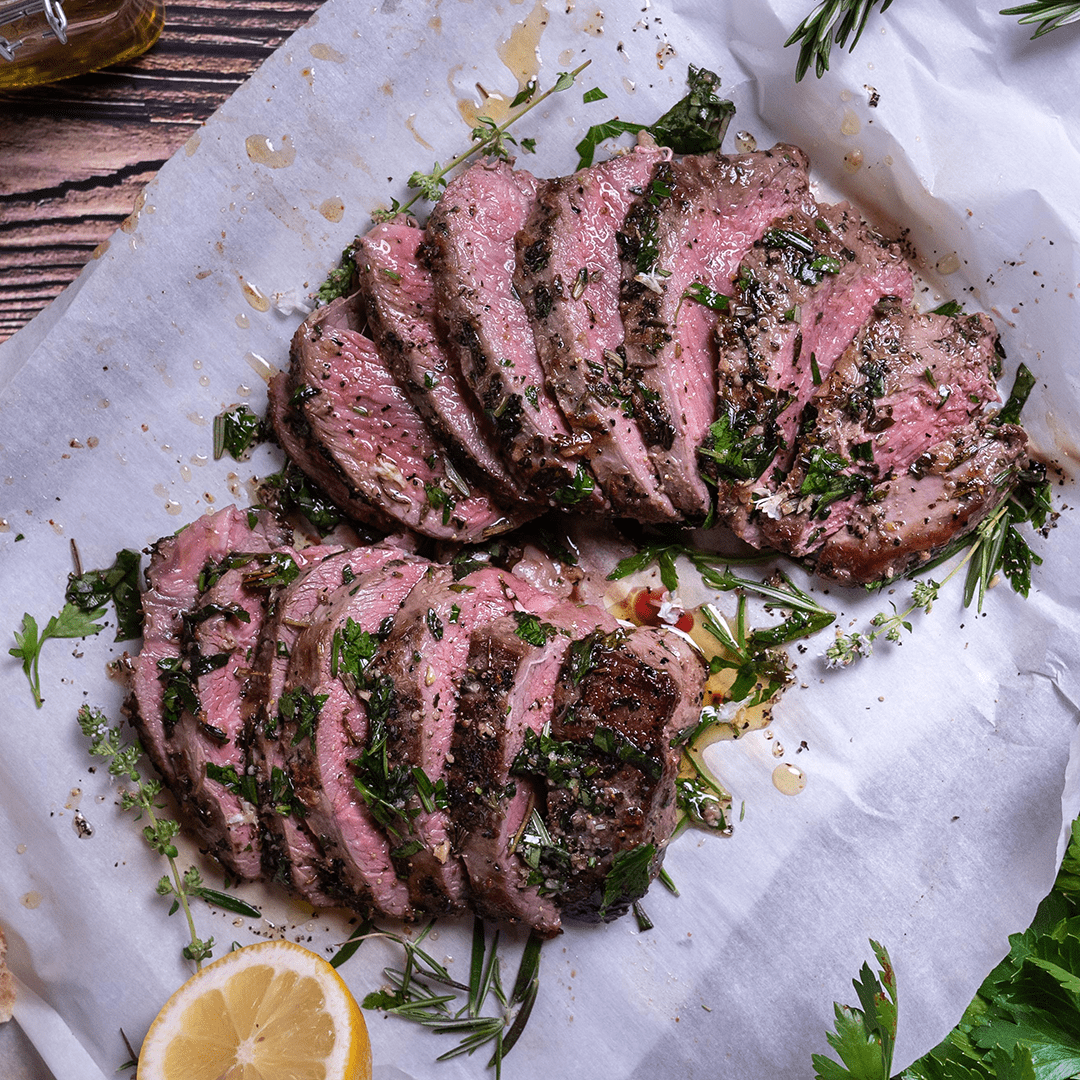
xmin=0 ymin=0 xmax=322 ymax=343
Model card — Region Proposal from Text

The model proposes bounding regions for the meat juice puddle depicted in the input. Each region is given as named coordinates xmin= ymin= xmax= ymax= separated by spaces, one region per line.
xmin=608 ymin=586 xmax=806 ymax=799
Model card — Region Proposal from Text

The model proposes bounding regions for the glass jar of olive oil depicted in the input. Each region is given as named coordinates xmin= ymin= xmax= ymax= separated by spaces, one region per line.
xmin=0 ymin=0 xmax=164 ymax=89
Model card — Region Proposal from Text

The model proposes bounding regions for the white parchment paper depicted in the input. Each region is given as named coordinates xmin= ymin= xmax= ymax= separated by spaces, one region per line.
xmin=1 ymin=1 xmax=1079 ymax=1077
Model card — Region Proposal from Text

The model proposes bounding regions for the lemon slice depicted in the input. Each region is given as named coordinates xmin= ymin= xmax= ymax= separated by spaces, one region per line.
xmin=137 ymin=939 xmax=371 ymax=1080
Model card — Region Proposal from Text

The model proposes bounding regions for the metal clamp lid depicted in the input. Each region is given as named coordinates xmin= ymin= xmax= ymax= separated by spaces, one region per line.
xmin=0 ymin=0 xmax=69 ymax=61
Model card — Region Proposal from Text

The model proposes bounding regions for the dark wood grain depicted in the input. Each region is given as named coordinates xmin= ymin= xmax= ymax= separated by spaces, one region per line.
xmin=0 ymin=0 xmax=323 ymax=342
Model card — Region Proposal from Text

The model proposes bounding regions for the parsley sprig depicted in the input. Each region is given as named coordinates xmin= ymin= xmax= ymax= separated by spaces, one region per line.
xmin=821 ymin=815 xmax=1080 ymax=1079
xmin=361 ymin=918 xmax=543 ymax=1078
xmin=77 ymin=706 xmax=260 ymax=966
xmin=11 ymin=604 xmax=106 ymax=708
xmin=813 ymin=940 xmax=897 ymax=1080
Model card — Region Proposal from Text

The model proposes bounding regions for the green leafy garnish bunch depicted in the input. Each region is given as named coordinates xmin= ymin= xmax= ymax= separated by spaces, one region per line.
xmin=574 ymin=64 xmax=735 ymax=169
xmin=817 ymin=815 xmax=1080 ymax=1079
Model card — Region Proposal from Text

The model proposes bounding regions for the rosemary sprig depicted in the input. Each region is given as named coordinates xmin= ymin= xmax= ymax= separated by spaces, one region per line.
xmin=76 ymin=705 xmax=264 ymax=967
xmin=373 ymin=60 xmax=590 ymax=223
xmin=1001 ymin=1 xmax=1080 ymax=37
xmin=785 ymin=0 xmax=895 ymax=82
xmin=361 ymin=920 xmax=543 ymax=1078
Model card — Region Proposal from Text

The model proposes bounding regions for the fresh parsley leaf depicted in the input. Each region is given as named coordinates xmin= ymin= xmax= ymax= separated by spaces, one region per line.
xmin=259 ymin=465 xmax=343 ymax=535
xmin=575 ymin=65 xmax=734 ymax=169
xmin=11 ymin=604 xmax=106 ymax=708
xmin=647 ymin=65 xmax=735 ymax=155
xmin=281 ymin=687 xmax=329 ymax=745
xmin=812 ymin=941 xmax=896 ymax=1080
xmin=680 ymin=281 xmax=731 ymax=313
xmin=583 ymin=86 xmax=608 ymax=103
xmin=316 ymin=243 xmax=357 ymax=304
xmin=512 ymin=610 xmax=558 ymax=646
xmin=552 ymin=463 xmax=595 ymax=507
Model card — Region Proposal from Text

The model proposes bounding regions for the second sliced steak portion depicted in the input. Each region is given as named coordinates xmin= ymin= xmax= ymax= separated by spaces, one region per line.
xmin=424 ymin=159 xmax=603 ymax=509
xmin=248 ymin=543 xmax=406 ymax=907
xmin=617 ymin=145 xmax=813 ymax=520
xmin=514 ymin=144 xmax=678 ymax=522
xmin=281 ymin=555 xmax=431 ymax=919
xmin=759 ymin=306 xmax=1005 ymax=556
xmin=367 ymin=564 xmax=565 ymax=915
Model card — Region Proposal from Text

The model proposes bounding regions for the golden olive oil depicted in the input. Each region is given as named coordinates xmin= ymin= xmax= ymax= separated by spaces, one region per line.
xmin=0 ymin=0 xmax=164 ymax=89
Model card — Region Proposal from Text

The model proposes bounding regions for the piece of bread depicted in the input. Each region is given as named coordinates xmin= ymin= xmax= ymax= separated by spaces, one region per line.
xmin=0 ymin=925 xmax=15 ymax=1022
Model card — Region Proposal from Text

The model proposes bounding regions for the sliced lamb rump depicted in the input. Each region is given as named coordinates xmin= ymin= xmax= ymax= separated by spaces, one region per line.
xmin=514 ymin=144 xmax=678 ymax=522
xmin=288 ymin=294 xmax=517 ymax=542
xmin=814 ymin=420 xmax=1028 ymax=585
xmin=247 ymin=543 xmax=408 ymax=907
xmin=759 ymin=305 xmax=1005 ymax=557
xmin=707 ymin=200 xmax=914 ymax=542
xmin=281 ymin=555 xmax=430 ymax=919
xmin=266 ymin=370 xmax=377 ymax=534
xmin=512 ymin=625 xmax=704 ymax=922
xmin=424 ymin=159 xmax=603 ymax=508
xmin=447 ymin=599 xmax=620 ymax=937
xmin=366 ymin=564 xmax=566 ymax=915
xmin=162 ymin=564 xmax=274 ymax=879
xmin=130 ymin=507 xmax=286 ymax=798
xmin=354 ymin=220 xmax=535 ymax=511
xmin=617 ymin=145 xmax=813 ymax=520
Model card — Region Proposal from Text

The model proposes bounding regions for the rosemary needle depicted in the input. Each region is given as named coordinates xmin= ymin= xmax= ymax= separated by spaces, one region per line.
xmin=1000 ymin=1 xmax=1080 ymax=37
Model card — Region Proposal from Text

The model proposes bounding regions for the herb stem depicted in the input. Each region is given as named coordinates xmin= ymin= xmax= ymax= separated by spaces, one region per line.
xmin=148 ymin=800 xmax=205 ymax=968
xmin=394 ymin=60 xmax=591 ymax=217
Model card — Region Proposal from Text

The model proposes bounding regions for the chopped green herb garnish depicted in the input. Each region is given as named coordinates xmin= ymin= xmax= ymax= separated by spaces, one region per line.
xmin=511 ymin=610 xmax=558 ymax=646
xmin=575 ymin=65 xmax=734 ymax=169
xmin=66 ymin=547 xmax=142 ymax=641
xmin=212 ymin=404 xmax=264 ymax=462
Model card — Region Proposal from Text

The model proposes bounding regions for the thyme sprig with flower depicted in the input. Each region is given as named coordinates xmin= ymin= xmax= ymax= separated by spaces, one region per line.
xmin=825 ymin=464 xmax=1053 ymax=667
xmin=77 ymin=706 xmax=260 ymax=967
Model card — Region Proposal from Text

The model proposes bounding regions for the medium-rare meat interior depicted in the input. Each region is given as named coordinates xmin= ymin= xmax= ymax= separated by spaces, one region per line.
xmin=127 ymin=505 xmax=705 ymax=935
xmin=269 ymin=135 xmax=1030 ymax=587
xmin=125 ymin=126 xmax=1036 ymax=937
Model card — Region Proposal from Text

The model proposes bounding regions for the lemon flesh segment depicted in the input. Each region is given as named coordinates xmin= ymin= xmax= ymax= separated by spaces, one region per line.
xmin=139 ymin=940 xmax=370 ymax=1080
